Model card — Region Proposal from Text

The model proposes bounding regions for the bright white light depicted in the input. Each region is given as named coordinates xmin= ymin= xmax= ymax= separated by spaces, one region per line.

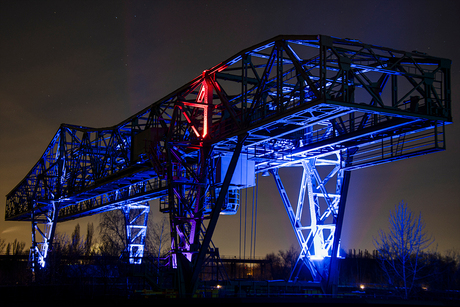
xmin=309 ymin=255 xmax=325 ymax=261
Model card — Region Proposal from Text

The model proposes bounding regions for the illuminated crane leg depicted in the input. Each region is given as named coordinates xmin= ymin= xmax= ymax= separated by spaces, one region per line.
xmin=271 ymin=151 xmax=350 ymax=288
xmin=122 ymin=202 xmax=149 ymax=264
xmin=271 ymin=167 xmax=319 ymax=281
xmin=30 ymin=202 xmax=58 ymax=271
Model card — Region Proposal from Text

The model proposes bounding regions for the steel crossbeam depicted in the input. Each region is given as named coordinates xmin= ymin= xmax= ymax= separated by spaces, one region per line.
xmin=5 ymin=35 xmax=451 ymax=295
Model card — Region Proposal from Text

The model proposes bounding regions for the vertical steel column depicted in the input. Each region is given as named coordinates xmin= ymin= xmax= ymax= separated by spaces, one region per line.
xmin=276 ymin=41 xmax=284 ymax=111
xmin=271 ymin=167 xmax=319 ymax=281
xmin=326 ymin=168 xmax=351 ymax=295
xmin=122 ymin=202 xmax=150 ymax=264
xmin=271 ymin=150 xmax=350 ymax=291
xmin=30 ymin=128 xmax=65 ymax=272
xmin=188 ymin=135 xmax=246 ymax=296
xmin=319 ymin=35 xmax=332 ymax=99
xmin=30 ymin=202 xmax=58 ymax=271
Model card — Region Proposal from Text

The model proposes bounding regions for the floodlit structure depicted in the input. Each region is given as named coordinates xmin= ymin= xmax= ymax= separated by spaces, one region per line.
xmin=5 ymin=35 xmax=451 ymax=295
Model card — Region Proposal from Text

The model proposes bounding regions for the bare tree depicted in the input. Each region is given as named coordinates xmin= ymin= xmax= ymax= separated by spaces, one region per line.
xmin=263 ymin=245 xmax=299 ymax=280
xmin=0 ymin=238 xmax=5 ymax=254
xmin=69 ymin=223 xmax=83 ymax=256
xmin=6 ymin=239 xmax=26 ymax=256
xmin=51 ymin=223 xmax=95 ymax=258
xmin=278 ymin=245 xmax=299 ymax=279
xmin=373 ymin=201 xmax=433 ymax=299
xmin=146 ymin=216 xmax=170 ymax=260
xmin=85 ymin=222 xmax=94 ymax=256
xmin=99 ymin=208 xmax=171 ymax=261
xmin=98 ymin=210 xmax=126 ymax=257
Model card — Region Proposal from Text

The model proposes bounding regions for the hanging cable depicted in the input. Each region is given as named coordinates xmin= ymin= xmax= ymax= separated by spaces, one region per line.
xmin=239 ymin=185 xmax=242 ymax=259
xmin=242 ymin=191 xmax=246 ymax=279
xmin=250 ymin=177 xmax=256 ymax=259
xmin=253 ymin=173 xmax=259 ymax=259
xmin=243 ymin=186 xmax=248 ymax=259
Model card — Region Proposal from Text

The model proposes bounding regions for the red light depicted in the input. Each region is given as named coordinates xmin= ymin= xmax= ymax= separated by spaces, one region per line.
xmin=197 ymin=84 xmax=206 ymax=103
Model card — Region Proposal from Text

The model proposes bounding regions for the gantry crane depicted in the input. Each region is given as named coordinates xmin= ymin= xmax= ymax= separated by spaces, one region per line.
xmin=5 ymin=35 xmax=451 ymax=296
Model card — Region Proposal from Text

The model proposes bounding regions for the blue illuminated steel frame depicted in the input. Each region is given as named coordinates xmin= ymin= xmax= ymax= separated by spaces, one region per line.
xmin=5 ymin=35 xmax=451 ymax=295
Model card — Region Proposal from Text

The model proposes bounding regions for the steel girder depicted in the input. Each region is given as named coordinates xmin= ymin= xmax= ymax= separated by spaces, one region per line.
xmin=5 ymin=35 xmax=451 ymax=295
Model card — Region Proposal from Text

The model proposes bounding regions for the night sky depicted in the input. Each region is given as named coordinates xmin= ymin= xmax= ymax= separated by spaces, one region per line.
xmin=1 ymin=0 xmax=459 ymax=258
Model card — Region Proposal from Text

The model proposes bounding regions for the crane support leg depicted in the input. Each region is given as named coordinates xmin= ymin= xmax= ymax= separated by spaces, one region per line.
xmin=122 ymin=202 xmax=150 ymax=264
xmin=169 ymin=136 xmax=246 ymax=297
xmin=271 ymin=150 xmax=351 ymax=293
xmin=30 ymin=202 xmax=58 ymax=274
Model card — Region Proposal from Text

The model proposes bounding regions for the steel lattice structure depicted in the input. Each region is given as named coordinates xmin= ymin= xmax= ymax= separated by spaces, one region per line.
xmin=5 ymin=35 xmax=451 ymax=295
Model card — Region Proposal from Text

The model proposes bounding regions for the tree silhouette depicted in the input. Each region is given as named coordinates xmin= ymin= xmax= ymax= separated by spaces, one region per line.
xmin=70 ymin=223 xmax=83 ymax=256
xmin=146 ymin=216 xmax=170 ymax=259
xmin=0 ymin=238 xmax=5 ymax=254
xmin=373 ymin=201 xmax=433 ymax=299
xmin=84 ymin=222 xmax=94 ymax=256
xmin=263 ymin=245 xmax=299 ymax=280
xmin=6 ymin=239 xmax=26 ymax=256
xmin=98 ymin=210 xmax=126 ymax=257
xmin=98 ymin=208 xmax=170 ymax=259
